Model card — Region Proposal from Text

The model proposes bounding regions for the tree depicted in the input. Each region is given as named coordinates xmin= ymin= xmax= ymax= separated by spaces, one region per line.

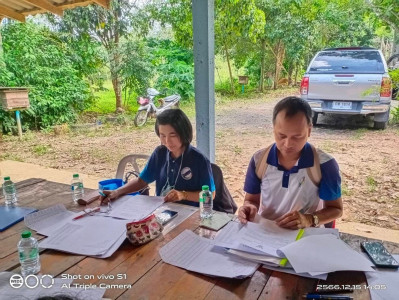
xmin=0 ymin=22 xmax=92 ymax=130
xmin=49 ymin=0 xmax=150 ymax=111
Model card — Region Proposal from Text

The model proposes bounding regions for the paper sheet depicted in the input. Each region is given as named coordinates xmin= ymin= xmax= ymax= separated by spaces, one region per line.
xmin=39 ymin=215 xmax=126 ymax=256
xmin=107 ymin=194 xmax=164 ymax=220
xmin=261 ymin=265 xmax=328 ymax=280
xmin=160 ymin=230 xmax=259 ymax=278
xmin=279 ymin=234 xmax=375 ymax=273
xmin=366 ymin=254 xmax=399 ymax=300
xmin=24 ymin=204 xmax=74 ymax=236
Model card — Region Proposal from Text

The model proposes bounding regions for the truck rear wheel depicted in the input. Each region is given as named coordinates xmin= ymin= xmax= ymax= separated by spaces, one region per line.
xmin=374 ymin=120 xmax=387 ymax=130
xmin=312 ymin=112 xmax=318 ymax=126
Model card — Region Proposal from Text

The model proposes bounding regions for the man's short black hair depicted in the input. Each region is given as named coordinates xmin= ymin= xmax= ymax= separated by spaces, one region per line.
xmin=272 ymin=96 xmax=312 ymax=125
xmin=155 ymin=109 xmax=193 ymax=147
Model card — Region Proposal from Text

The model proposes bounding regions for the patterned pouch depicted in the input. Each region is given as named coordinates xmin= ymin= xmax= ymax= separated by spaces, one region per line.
xmin=126 ymin=214 xmax=163 ymax=245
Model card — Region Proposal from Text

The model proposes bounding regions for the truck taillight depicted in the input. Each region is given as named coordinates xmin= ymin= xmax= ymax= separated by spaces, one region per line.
xmin=300 ymin=77 xmax=309 ymax=95
xmin=380 ymin=77 xmax=392 ymax=98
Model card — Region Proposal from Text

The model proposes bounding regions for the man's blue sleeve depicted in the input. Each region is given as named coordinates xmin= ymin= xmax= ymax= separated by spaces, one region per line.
xmin=319 ymin=158 xmax=341 ymax=201
xmin=244 ymin=157 xmax=261 ymax=194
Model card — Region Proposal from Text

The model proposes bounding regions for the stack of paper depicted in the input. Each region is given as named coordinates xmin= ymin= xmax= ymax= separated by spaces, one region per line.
xmin=25 ymin=194 xmax=166 ymax=258
xmin=160 ymin=218 xmax=375 ymax=279
xmin=159 ymin=230 xmax=259 ymax=278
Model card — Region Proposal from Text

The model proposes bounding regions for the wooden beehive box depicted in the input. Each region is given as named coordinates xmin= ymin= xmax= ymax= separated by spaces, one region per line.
xmin=238 ymin=76 xmax=249 ymax=85
xmin=0 ymin=88 xmax=30 ymax=111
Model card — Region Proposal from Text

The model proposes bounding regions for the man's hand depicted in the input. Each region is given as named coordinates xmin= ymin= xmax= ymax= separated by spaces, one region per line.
xmin=275 ymin=211 xmax=312 ymax=229
xmin=100 ymin=189 xmax=120 ymax=205
xmin=238 ymin=204 xmax=258 ymax=224
xmin=164 ymin=189 xmax=184 ymax=202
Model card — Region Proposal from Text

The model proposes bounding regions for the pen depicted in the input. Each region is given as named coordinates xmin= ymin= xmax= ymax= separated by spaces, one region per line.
xmin=99 ymin=191 xmax=106 ymax=197
xmin=72 ymin=207 xmax=100 ymax=220
xmin=303 ymin=294 xmax=353 ymax=300
xmin=279 ymin=228 xmax=305 ymax=267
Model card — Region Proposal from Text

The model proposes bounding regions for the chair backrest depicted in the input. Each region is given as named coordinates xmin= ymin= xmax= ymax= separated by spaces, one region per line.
xmin=211 ymin=163 xmax=237 ymax=214
xmin=115 ymin=154 xmax=150 ymax=179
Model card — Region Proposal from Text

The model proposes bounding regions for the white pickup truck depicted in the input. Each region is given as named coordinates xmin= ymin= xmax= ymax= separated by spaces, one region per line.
xmin=300 ymin=47 xmax=392 ymax=129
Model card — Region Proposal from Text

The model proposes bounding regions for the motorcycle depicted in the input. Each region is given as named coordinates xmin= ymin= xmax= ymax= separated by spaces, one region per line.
xmin=134 ymin=88 xmax=181 ymax=127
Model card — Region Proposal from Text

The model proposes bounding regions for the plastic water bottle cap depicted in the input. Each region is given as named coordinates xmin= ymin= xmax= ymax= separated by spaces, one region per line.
xmin=4 ymin=176 xmax=10 ymax=181
xmin=21 ymin=231 xmax=31 ymax=238
xmin=73 ymin=174 xmax=79 ymax=178
xmin=202 ymin=185 xmax=209 ymax=191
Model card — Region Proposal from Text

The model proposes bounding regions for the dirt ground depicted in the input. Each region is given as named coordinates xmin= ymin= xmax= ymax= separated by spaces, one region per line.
xmin=1 ymin=88 xmax=399 ymax=230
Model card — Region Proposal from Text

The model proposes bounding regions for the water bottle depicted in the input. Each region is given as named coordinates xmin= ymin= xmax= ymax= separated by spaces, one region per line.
xmin=18 ymin=231 xmax=41 ymax=277
xmin=3 ymin=176 xmax=17 ymax=205
xmin=71 ymin=174 xmax=84 ymax=203
xmin=199 ymin=185 xmax=213 ymax=219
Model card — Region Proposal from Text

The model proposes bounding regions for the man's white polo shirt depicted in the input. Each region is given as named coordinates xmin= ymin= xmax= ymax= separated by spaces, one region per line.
xmin=244 ymin=143 xmax=341 ymax=220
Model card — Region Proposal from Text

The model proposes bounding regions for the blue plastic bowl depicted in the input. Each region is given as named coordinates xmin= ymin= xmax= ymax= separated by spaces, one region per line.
xmin=98 ymin=179 xmax=124 ymax=191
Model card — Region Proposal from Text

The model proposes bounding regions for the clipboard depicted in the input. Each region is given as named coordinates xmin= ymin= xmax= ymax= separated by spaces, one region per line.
xmin=0 ymin=205 xmax=38 ymax=232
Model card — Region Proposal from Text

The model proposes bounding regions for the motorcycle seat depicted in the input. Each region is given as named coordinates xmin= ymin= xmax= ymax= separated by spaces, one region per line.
xmin=163 ymin=95 xmax=180 ymax=102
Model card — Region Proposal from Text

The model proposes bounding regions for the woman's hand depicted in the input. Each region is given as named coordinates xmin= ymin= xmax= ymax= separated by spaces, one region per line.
xmin=275 ymin=211 xmax=312 ymax=229
xmin=100 ymin=189 xmax=120 ymax=205
xmin=164 ymin=189 xmax=184 ymax=202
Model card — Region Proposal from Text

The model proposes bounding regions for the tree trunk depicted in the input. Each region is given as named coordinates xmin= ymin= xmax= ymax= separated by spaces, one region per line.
xmin=109 ymin=9 xmax=122 ymax=111
xmin=224 ymin=42 xmax=235 ymax=94
xmin=0 ymin=19 xmax=6 ymax=71
xmin=294 ymin=63 xmax=299 ymax=86
xmin=273 ymin=40 xmax=285 ymax=90
xmin=259 ymin=39 xmax=266 ymax=92
xmin=287 ymin=63 xmax=293 ymax=86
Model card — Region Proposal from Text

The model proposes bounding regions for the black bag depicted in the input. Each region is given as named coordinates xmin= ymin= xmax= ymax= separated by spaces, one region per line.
xmin=124 ymin=171 xmax=150 ymax=196
xmin=211 ymin=163 xmax=237 ymax=214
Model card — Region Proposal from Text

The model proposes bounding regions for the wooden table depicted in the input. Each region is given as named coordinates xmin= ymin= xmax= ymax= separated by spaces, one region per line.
xmin=1 ymin=179 xmax=399 ymax=299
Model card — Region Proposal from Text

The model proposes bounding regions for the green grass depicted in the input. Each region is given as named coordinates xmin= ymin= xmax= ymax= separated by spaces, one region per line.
xmin=86 ymin=81 xmax=119 ymax=114
xmin=352 ymin=128 xmax=368 ymax=140
xmin=341 ymin=183 xmax=352 ymax=196
xmin=33 ymin=145 xmax=50 ymax=156
xmin=366 ymin=175 xmax=377 ymax=192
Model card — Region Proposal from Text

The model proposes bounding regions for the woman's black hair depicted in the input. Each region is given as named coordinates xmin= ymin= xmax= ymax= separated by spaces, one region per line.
xmin=155 ymin=109 xmax=193 ymax=147
xmin=272 ymin=96 xmax=313 ymax=125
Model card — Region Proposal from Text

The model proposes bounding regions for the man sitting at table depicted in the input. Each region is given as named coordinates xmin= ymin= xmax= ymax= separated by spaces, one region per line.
xmin=238 ymin=96 xmax=343 ymax=229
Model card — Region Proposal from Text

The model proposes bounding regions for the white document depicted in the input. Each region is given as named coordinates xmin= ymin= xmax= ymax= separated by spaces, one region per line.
xmin=228 ymin=249 xmax=282 ymax=265
xmin=279 ymin=234 xmax=375 ymax=273
xmin=366 ymin=254 xmax=399 ymax=300
xmin=160 ymin=230 xmax=260 ymax=278
xmin=261 ymin=265 xmax=328 ymax=280
xmin=0 ymin=272 xmax=105 ymax=300
xmin=39 ymin=215 xmax=126 ymax=256
xmin=94 ymin=231 xmax=126 ymax=258
xmin=24 ymin=204 xmax=74 ymax=236
xmin=108 ymin=194 xmax=164 ymax=220
xmin=238 ymin=222 xmax=298 ymax=256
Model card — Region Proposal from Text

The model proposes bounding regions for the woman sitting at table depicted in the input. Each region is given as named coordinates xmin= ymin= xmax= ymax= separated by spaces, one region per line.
xmin=101 ymin=108 xmax=215 ymax=205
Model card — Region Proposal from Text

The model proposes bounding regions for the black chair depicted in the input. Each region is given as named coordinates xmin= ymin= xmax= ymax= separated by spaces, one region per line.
xmin=211 ymin=163 xmax=237 ymax=214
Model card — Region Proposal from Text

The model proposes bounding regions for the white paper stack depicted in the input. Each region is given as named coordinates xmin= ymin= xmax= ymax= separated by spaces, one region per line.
xmin=159 ymin=230 xmax=259 ymax=278
xmin=175 ymin=218 xmax=375 ymax=279
xmin=24 ymin=195 xmax=166 ymax=258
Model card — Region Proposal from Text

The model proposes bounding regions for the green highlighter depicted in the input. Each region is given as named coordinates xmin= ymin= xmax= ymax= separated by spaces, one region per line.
xmin=279 ymin=228 xmax=305 ymax=267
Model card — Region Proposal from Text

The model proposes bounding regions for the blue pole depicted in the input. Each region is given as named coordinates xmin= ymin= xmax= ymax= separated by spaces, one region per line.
xmin=241 ymin=85 xmax=245 ymax=94
xmin=16 ymin=110 xmax=22 ymax=139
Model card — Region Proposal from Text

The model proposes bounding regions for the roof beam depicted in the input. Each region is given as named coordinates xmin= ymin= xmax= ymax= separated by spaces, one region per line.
xmin=0 ymin=5 xmax=25 ymax=22
xmin=92 ymin=0 xmax=109 ymax=9
xmin=22 ymin=0 xmax=63 ymax=16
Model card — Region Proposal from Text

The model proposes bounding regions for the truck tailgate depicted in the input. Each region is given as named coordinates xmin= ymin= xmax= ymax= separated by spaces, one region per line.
xmin=308 ymin=74 xmax=383 ymax=101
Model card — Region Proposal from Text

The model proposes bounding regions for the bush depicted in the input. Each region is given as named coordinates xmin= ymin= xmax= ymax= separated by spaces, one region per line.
xmin=0 ymin=22 xmax=92 ymax=130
